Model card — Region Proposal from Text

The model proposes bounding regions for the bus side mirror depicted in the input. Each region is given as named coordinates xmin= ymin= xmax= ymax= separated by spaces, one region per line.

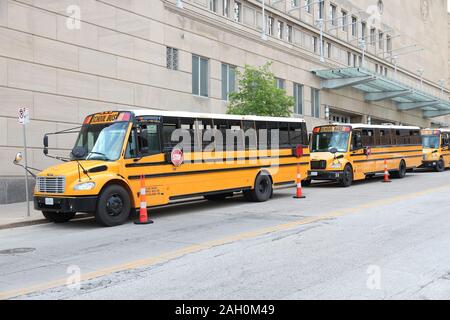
xmin=13 ymin=152 xmax=23 ymax=165
xmin=329 ymin=147 xmax=338 ymax=154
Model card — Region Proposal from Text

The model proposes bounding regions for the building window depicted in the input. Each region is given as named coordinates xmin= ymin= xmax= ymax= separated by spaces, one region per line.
xmin=291 ymin=0 xmax=299 ymax=7
xmin=234 ymin=1 xmax=241 ymax=22
xmin=268 ymin=17 xmax=274 ymax=36
xmin=166 ymin=47 xmax=179 ymax=70
xmin=351 ymin=16 xmax=357 ymax=37
xmin=361 ymin=21 xmax=367 ymax=40
xmin=209 ymin=0 xmax=218 ymax=13
xmin=313 ymin=36 xmax=318 ymax=53
xmin=305 ymin=0 xmax=312 ymax=14
xmin=379 ymin=32 xmax=384 ymax=50
xmin=293 ymin=83 xmax=303 ymax=114
xmin=192 ymin=55 xmax=209 ymax=97
xmin=287 ymin=25 xmax=293 ymax=43
xmin=370 ymin=28 xmax=376 ymax=46
xmin=223 ymin=0 xmax=230 ymax=18
xmin=386 ymin=35 xmax=392 ymax=54
xmin=277 ymin=21 xmax=284 ymax=40
xmin=276 ymin=78 xmax=286 ymax=90
xmin=318 ymin=0 xmax=324 ymax=19
xmin=341 ymin=10 xmax=348 ymax=31
xmin=311 ymin=88 xmax=320 ymax=118
xmin=347 ymin=52 xmax=352 ymax=66
xmin=329 ymin=4 xmax=337 ymax=26
xmin=327 ymin=43 xmax=332 ymax=58
xmin=221 ymin=63 xmax=236 ymax=101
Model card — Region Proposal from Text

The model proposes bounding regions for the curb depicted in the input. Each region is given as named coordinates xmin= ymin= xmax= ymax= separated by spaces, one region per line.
xmin=0 ymin=214 xmax=93 ymax=231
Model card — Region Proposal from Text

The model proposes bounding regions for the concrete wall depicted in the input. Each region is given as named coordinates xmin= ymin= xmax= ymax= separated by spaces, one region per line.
xmin=0 ymin=0 xmax=449 ymax=203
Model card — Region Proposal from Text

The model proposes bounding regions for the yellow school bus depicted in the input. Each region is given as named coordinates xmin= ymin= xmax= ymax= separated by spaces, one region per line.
xmin=421 ymin=128 xmax=450 ymax=172
xmin=307 ymin=124 xmax=423 ymax=187
xmin=33 ymin=110 xmax=310 ymax=226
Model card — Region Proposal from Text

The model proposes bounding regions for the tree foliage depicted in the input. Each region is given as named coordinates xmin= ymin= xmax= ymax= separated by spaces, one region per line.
xmin=227 ymin=63 xmax=294 ymax=117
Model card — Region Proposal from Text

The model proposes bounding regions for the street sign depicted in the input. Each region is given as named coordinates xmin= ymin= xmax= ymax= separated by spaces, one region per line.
xmin=18 ymin=107 xmax=30 ymax=125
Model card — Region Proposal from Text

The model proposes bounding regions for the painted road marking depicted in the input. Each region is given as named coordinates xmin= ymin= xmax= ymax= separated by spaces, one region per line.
xmin=1 ymin=183 xmax=450 ymax=300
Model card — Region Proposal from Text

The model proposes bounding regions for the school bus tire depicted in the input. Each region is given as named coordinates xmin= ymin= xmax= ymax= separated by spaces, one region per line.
xmin=391 ymin=160 xmax=407 ymax=179
xmin=339 ymin=164 xmax=353 ymax=188
xmin=95 ymin=184 xmax=131 ymax=227
xmin=249 ymin=172 xmax=273 ymax=202
xmin=435 ymin=158 xmax=445 ymax=172
xmin=42 ymin=211 xmax=76 ymax=223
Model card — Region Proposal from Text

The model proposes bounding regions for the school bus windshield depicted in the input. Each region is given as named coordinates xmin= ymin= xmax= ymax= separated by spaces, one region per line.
xmin=422 ymin=135 xmax=440 ymax=149
xmin=311 ymin=131 xmax=350 ymax=153
xmin=74 ymin=122 xmax=129 ymax=161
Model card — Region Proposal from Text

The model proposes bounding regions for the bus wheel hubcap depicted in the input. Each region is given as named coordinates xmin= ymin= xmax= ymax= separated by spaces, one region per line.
xmin=106 ymin=194 xmax=123 ymax=216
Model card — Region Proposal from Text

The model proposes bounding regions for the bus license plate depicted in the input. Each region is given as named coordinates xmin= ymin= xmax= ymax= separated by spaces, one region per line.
xmin=45 ymin=198 xmax=54 ymax=206
xmin=310 ymin=172 xmax=318 ymax=177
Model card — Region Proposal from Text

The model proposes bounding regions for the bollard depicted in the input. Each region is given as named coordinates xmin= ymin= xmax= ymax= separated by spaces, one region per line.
xmin=134 ymin=174 xmax=154 ymax=225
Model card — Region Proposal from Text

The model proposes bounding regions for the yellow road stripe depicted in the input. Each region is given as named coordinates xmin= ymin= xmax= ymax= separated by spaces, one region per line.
xmin=1 ymin=183 xmax=449 ymax=300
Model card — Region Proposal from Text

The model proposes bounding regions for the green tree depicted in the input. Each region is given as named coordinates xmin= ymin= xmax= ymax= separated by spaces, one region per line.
xmin=227 ymin=63 xmax=294 ymax=117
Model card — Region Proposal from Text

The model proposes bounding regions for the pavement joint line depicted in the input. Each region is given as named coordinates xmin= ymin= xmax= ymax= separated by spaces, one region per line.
xmin=1 ymin=183 xmax=449 ymax=300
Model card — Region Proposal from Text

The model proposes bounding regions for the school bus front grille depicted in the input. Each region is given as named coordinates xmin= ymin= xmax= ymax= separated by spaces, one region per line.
xmin=311 ymin=160 xmax=327 ymax=170
xmin=36 ymin=176 xmax=66 ymax=194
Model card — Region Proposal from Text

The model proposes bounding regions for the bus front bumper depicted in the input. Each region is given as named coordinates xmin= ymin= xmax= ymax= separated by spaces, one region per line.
xmin=420 ymin=161 xmax=438 ymax=168
xmin=308 ymin=170 xmax=344 ymax=181
xmin=34 ymin=196 xmax=98 ymax=214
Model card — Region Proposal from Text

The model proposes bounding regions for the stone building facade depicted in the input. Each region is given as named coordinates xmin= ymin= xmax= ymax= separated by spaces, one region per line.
xmin=0 ymin=0 xmax=449 ymax=203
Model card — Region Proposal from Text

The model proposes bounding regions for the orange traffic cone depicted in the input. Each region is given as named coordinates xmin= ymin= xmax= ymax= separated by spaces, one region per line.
xmin=134 ymin=174 xmax=154 ymax=225
xmin=382 ymin=159 xmax=391 ymax=183
xmin=293 ymin=163 xmax=306 ymax=199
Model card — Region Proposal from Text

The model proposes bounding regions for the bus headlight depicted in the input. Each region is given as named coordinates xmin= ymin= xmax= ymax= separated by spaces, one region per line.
xmin=74 ymin=182 xmax=96 ymax=191
xmin=330 ymin=162 xmax=342 ymax=169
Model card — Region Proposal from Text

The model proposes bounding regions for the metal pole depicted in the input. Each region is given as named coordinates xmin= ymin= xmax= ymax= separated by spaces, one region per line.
xmin=319 ymin=19 xmax=324 ymax=62
xmin=23 ymin=123 xmax=30 ymax=217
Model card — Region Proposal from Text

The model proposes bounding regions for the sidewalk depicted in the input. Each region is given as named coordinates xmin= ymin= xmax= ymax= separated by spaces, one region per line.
xmin=0 ymin=202 xmax=49 ymax=230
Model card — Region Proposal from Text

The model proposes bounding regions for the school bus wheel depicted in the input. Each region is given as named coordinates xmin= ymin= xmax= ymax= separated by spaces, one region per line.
xmin=95 ymin=184 xmax=131 ymax=227
xmin=435 ymin=158 xmax=445 ymax=172
xmin=391 ymin=160 xmax=407 ymax=179
xmin=249 ymin=172 xmax=273 ymax=202
xmin=42 ymin=211 xmax=76 ymax=224
xmin=339 ymin=164 xmax=353 ymax=188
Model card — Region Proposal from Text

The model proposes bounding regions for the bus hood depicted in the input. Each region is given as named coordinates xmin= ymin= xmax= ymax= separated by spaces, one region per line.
xmin=38 ymin=160 xmax=112 ymax=178
xmin=422 ymin=148 xmax=439 ymax=161
xmin=310 ymin=152 xmax=345 ymax=161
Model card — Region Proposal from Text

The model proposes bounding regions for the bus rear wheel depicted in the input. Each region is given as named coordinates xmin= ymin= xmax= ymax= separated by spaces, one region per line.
xmin=339 ymin=164 xmax=353 ymax=188
xmin=42 ymin=211 xmax=76 ymax=223
xmin=435 ymin=159 xmax=445 ymax=172
xmin=391 ymin=160 xmax=407 ymax=179
xmin=95 ymin=185 xmax=131 ymax=227
xmin=249 ymin=173 xmax=273 ymax=202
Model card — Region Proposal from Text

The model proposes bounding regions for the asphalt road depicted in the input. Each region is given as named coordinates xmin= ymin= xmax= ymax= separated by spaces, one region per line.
xmin=0 ymin=170 xmax=449 ymax=300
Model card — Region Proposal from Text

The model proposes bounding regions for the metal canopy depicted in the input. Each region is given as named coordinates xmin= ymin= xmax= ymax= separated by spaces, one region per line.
xmin=313 ymin=68 xmax=450 ymax=118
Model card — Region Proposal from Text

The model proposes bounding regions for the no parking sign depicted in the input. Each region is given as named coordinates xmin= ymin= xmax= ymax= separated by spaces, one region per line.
xmin=18 ymin=107 xmax=30 ymax=125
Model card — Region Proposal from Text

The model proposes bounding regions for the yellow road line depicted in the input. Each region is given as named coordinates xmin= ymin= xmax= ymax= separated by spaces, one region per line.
xmin=1 ymin=183 xmax=449 ymax=300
